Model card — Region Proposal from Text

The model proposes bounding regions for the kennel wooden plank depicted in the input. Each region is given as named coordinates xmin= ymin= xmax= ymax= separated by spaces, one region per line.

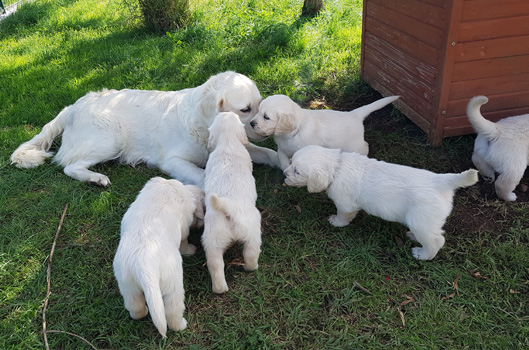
xmin=449 ymin=73 xmax=529 ymax=100
xmin=418 ymin=0 xmax=449 ymax=9
xmin=461 ymin=0 xmax=529 ymax=22
xmin=364 ymin=34 xmax=438 ymax=85
xmin=362 ymin=60 xmax=434 ymax=124
xmin=452 ymin=55 xmax=529 ymax=82
xmin=445 ymin=91 xmax=529 ymax=118
xmin=364 ymin=16 xmax=441 ymax=67
xmin=369 ymin=0 xmax=448 ymax=29
xmin=455 ymin=35 xmax=529 ymax=62
xmin=366 ymin=1 xmax=445 ymax=48
xmin=458 ymin=15 xmax=529 ymax=43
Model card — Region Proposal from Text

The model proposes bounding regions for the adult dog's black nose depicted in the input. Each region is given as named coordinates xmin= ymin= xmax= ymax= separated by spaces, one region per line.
xmin=250 ymin=120 xmax=256 ymax=128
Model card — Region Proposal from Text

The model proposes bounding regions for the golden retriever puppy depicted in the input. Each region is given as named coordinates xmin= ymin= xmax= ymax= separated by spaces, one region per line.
xmin=11 ymin=72 xmax=278 ymax=187
xmin=113 ymin=177 xmax=204 ymax=337
xmin=467 ymin=95 xmax=529 ymax=201
xmin=202 ymin=112 xmax=262 ymax=294
xmin=249 ymin=94 xmax=399 ymax=170
xmin=284 ymin=145 xmax=478 ymax=260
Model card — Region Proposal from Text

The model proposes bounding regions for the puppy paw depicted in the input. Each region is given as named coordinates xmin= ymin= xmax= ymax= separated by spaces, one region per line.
xmin=168 ymin=317 xmax=187 ymax=332
xmin=500 ymin=192 xmax=517 ymax=202
xmin=328 ymin=215 xmax=349 ymax=227
xmin=180 ymin=243 xmax=197 ymax=256
xmin=244 ymin=261 xmax=258 ymax=271
xmin=212 ymin=281 xmax=229 ymax=294
xmin=411 ymin=247 xmax=435 ymax=261
xmin=406 ymin=231 xmax=417 ymax=242
xmin=129 ymin=306 xmax=148 ymax=320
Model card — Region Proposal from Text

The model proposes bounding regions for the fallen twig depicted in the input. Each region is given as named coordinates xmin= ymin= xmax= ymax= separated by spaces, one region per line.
xmin=41 ymin=204 xmax=96 ymax=349
xmin=353 ymin=281 xmax=372 ymax=295
xmin=43 ymin=203 xmax=69 ymax=350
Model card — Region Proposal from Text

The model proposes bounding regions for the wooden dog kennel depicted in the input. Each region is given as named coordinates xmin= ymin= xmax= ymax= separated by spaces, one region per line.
xmin=360 ymin=0 xmax=529 ymax=146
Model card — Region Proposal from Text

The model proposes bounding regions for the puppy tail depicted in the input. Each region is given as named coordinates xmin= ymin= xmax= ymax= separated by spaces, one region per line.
xmin=351 ymin=95 xmax=399 ymax=120
xmin=210 ymin=194 xmax=231 ymax=217
xmin=142 ymin=282 xmax=168 ymax=337
xmin=466 ymin=96 xmax=499 ymax=138
xmin=10 ymin=107 xmax=70 ymax=168
xmin=441 ymin=169 xmax=479 ymax=190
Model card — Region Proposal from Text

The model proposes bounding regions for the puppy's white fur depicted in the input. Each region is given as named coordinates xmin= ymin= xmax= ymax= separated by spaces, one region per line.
xmin=10 ymin=71 xmax=278 ymax=187
xmin=467 ymin=95 xmax=529 ymax=201
xmin=284 ymin=145 xmax=478 ymax=260
xmin=202 ymin=112 xmax=262 ymax=294
xmin=113 ymin=177 xmax=204 ymax=337
xmin=249 ymin=94 xmax=399 ymax=170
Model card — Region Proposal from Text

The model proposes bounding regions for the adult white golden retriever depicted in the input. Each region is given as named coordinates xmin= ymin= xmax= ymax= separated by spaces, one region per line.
xmin=202 ymin=112 xmax=262 ymax=294
xmin=249 ymin=94 xmax=399 ymax=170
xmin=284 ymin=145 xmax=478 ymax=260
xmin=113 ymin=177 xmax=204 ymax=337
xmin=10 ymin=71 xmax=277 ymax=187
xmin=467 ymin=95 xmax=529 ymax=201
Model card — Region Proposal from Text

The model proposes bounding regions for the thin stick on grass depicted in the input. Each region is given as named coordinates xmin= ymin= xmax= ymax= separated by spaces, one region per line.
xmin=353 ymin=281 xmax=372 ymax=295
xmin=41 ymin=203 xmax=96 ymax=350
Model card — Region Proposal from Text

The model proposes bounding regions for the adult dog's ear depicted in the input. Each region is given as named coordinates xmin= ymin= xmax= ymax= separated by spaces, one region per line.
xmin=275 ymin=112 xmax=296 ymax=135
xmin=199 ymin=86 xmax=225 ymax=119
xmin=307 ymin=166 xmax=331 ymax=193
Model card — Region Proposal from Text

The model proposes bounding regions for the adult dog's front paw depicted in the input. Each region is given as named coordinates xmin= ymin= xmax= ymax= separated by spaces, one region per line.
xmin=328 ymin=215 xmax=348 ymax=227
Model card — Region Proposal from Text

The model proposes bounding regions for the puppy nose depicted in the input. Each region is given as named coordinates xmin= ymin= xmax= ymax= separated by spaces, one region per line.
xmin=250 ymin=120 xmax=256 ymax=128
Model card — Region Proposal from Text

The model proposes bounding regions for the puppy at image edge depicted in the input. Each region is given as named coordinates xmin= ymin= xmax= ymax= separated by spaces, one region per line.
xmin=467 ymin=95 xmax=529 ymax=201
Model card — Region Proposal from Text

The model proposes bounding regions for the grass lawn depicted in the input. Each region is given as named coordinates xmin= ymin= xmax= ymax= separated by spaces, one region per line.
xmin=1 ymin=0 xmax=528 ymax=348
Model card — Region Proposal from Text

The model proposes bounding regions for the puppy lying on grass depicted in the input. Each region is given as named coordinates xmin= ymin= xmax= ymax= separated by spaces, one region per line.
xmin=113 ymin=177 xmax=204 ymax=337
xmin=284 ymin=145 xmax=478 ymax=260
xmin=249 ymin=94 xmax=399 ymax=170
xmin=202 ymin=112 xmax=262 ymax=294
xmin=467 ymin=95 xmax=529 ymax=201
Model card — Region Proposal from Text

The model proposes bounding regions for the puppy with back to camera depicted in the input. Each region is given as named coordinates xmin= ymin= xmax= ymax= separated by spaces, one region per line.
xmin=202 ymin=112 xmax=262 ymax=294
xmin=113 ymin=177 xmax=204 ymax=337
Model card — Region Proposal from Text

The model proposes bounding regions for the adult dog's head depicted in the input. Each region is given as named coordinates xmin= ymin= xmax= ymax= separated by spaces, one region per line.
xmin=207 ymin=112 xmax=250 ymax=151
xmin=198 ymin=71 xmax=264 ymax=140
xmin=249 ymin=95 xmax=299 ymax=138
xmin=284 ymin=145 xmax=341 ymax=193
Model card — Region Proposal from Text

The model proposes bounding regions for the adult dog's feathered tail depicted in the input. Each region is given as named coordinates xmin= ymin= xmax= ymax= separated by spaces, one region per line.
xmin=466 ymin=96 xmax=499 ymax=138
xmin=351 ymin=95 xmax=399 ymax=120
xmin=10 ymin=107 xmax=71 ymax=168
xmin=438 ymin=169 xmax=479 ymax=190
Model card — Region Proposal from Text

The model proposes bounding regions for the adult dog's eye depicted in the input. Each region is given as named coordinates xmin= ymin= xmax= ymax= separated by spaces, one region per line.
xmin=241 ymin=106 xmax=251 ymax=113
xmin=264 ymin=114 xmax=270 ymax=120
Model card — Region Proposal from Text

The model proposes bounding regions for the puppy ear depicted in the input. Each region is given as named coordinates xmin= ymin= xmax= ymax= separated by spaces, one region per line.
xmin=236 ymin=124 xmax=250 ymax=145
xmin=207 ymin=130 xmax=217 ymax=150
xmin=307 ymin=167 xmax=331 ymax=193
xmin=275 ymin=112 xmax=296 ymax=135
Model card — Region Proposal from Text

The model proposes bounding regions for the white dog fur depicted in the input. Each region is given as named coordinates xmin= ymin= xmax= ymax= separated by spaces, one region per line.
xmin=467 ymin=95 xmax=529 ymax=201
xmin=284 ymin=145 xmax=478 ymax=260
xmin=10 ymin=71 xmax=278 ymax=187
xmin=113 ymin=177 xmax=204 ymax=337
xmin=249 ymin=94 xmax=399 ymax=170
xmin=202 ymin=112 xmax=262 ymax=294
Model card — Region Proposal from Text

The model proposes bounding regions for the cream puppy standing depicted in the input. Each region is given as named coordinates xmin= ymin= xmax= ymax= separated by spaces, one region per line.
xmin=249 ymin=94 xmax=399 ymax=170
xmin=202 ymin=112 xmax=262 ymax=294
xmin=10 ymin=71 xmax=278 ymax=187
xmin=113 ymin=177 xmax=204 ymax=337
xmin=284 ymin=146 xmax=478 ymax=260
xmin=467 ymin=95 xmax=529 ymax=201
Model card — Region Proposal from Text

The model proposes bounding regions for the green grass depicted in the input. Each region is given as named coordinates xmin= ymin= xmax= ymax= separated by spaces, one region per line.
xmin=1 ymin=0 xmax=528 ymax=349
